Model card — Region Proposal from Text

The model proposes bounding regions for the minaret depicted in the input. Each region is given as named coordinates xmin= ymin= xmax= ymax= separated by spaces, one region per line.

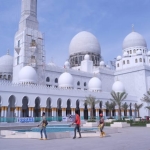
xmin=13 ymin=0 xmax=45 ymax=84
xmin=19 ymin=0 xmax=38 ymax=30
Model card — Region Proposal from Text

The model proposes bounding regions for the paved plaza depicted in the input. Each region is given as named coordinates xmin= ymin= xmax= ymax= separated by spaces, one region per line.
xmin=0 ymin=127 xmax=150 ymax=150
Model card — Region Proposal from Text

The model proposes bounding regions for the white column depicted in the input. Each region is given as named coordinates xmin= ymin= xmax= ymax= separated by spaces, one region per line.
xmin=132 ymin=109 xmax=135 ymax=118
xmin=15 ymin=108 xmax=18 ymax=117
xmin=4 ymin=107 xmax=8 ymax=117
xmin=127 ymin=109 xmax=130 ymax=116
xmin=80 ymin=108 xmax=84 ymax=119
xmin=18 ymin=107 xmax=22 ymax=117
xmin=29 ymin=107 xmax=33 ymax=117
xmin=71 ymin=108 xmax=75 ymax=115
xmin=103 ymin=109 xmax=106 ymax=118
xmin=88 ymin=109 xmax=90 ymax=119
xmin=1 ymin=107 xmax=5 ymax=117
xmin=62 ymin=108 xmax=66 ymax=117
xmin=52 ymin=108 xmax=56 ymax=117
xmin=40 ymin=108 xmax=43 ymax=117
xmin=96 ymin=109 xmax=99 ymax=117
xmin=115 ymin=109 xmax=119 ymax=119
xmin=121 ymin=110 xmax=124 ymax=117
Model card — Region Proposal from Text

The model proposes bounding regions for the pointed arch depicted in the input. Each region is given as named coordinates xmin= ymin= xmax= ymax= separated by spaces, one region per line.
xmin=66 ymin=99 xmax=71 ymax=116
xmin=22 ymin=96 xmax=29 ymax=117
xmin=8 ymin=95 xmax=16 ymax=120
xmin=46 ymin=97 xmax=52 ymax=117
xmin=99 ymin=101 xmax=103 ymax=115
xmin=76 ymin=100 xmax=80 ymax=115
xmin=34 ymin=97 xmax=41 ymax=117
xmin=57 ymin=98 xmax=62 ymax=119
xmin=84 ymin=103 xmax=88 ymax=120
xmin=130 ymin=103 xmax=132 ymax=116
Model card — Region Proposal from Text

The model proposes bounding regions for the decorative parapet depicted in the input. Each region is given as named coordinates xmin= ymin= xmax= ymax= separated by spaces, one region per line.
xmin=0 ymin=80 xmax=99 ymax=93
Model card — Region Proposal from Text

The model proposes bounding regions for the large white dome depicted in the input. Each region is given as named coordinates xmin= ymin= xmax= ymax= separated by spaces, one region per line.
xmin=0 ymin=54 xmax=13 ymax=73
xmin=58 ymin=72 xmax=73 ymax=88
xmin=19 ymin=66 xmax=37 ymax=84
xmin=69 ymin=31 xmax=101 ymax=55
xmin=123 ymin=32 xmax=147 ymax=50
xmin=112 ymin=80 xmax=125 ymax=93
xmin=88 ymin=77 xmax=101 ymax=91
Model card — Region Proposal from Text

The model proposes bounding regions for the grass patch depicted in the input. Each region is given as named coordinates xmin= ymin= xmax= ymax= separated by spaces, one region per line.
xmin=105 ymin=120 xmax=150 ymax=127
xmin=87 ymin=119 xmax=96 ymax=122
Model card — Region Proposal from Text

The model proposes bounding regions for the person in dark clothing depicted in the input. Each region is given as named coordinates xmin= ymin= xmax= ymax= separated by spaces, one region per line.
xmin=99 ymin=113 xmax=105 ymax=137
xmin=72 ymin=110 xmax=81 ymax=139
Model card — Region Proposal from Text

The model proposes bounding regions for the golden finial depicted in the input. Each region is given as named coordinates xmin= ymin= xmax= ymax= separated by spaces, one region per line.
xmin=7 ymin=49 xmax=9 ymax=55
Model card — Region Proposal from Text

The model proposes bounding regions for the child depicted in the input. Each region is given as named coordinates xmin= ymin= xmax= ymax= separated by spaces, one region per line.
xmin=99 ymin=113 xmax=105 ymax=137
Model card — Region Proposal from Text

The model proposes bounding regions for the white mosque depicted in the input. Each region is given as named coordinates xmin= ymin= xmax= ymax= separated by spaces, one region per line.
xmin=0 ymin=0 xmax=149 ymax=120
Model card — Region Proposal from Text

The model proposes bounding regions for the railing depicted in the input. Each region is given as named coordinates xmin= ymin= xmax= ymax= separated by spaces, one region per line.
xmin=0 ymin=117 xmax=64 ymax=123
xmin=0 ymin=116 xmax=135 ymax=123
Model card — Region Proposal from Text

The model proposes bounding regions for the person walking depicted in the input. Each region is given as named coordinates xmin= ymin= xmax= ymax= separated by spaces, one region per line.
xmin=37 ymin=112 xmax=48 ymax=140
xmin=99 ymin=113 xmax=105 ymax=138
xmin=72 ymin=110 xmax=81 ymax=139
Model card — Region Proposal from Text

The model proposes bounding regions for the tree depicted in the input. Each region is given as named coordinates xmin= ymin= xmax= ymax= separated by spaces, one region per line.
xmin=121 ymin=102 xmax=129 ymax=116
xmin=145 ymin=106 xmax=150 ymax=110
xmin=110 ymin=91 xmax=128 ymax=120
xmin=135 ymin=103 xmax=143 ymax=118
xmin=141 ymin=90 xmax=150 ymax=111
xmin=105 ymin=101 xmax=116 ymax=118
xmin=83 ymin=95 xmax=100 ymax=120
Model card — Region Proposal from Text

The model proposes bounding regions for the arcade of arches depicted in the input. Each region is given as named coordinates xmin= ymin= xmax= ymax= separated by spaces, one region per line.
xmin=0 ymin=96 xmax=137 ymax=118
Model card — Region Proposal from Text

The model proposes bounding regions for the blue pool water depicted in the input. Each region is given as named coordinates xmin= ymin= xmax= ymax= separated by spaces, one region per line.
xmin=47 ymin=124 xmax=70 ymax=128
xmin=31 ymin=127 xmax=98 ymax=133
xmin=14 ymin=124 xmax=98 ymax=133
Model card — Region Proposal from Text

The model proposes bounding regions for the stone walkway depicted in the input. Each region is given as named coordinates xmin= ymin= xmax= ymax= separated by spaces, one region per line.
xmin=0 ymin=127 xmax=150 ymax=150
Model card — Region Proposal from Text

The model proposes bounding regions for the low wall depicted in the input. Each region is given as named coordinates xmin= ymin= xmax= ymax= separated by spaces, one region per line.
xmin=111 ymin=122 xmax=130 ymax=128
xmin=26 ymin=132 xmax=71 ymax=139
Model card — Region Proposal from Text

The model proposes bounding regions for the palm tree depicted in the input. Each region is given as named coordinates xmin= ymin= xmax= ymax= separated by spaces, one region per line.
xmin=121 ymin=102 xmax=129 ymax=116
xmin=141 ymin=91 xmax=150 ymax=102
xmin=135 ymin=103 xmax=143 ymax=118
xmin=110 ymin=91 xmax=128 ymax=120
xmin=105 ymin=101 xmax=116 ymax=118
xmin=83 ymin=95 xmax=100 ymax=120
xmin=141 ymin=90 xmax=150 ymax=110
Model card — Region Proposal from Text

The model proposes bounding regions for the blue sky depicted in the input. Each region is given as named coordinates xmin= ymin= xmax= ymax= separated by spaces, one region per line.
xmin=0 ymin=0 xmax=150 ymax=66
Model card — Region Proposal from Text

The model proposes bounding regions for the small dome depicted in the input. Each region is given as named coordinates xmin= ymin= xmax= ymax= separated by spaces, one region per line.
xmin=88 ymin=77 xmax=101 ymax=91
xmin=100 ymin=61 xmax=105 ymax=66
xmin=58 ymin=72 xmax=73 ymax=88
xmin=106 ymin=65 xmax=110 ymax=69
xmin=64 ymin=61 xmax=70 ymax=67
xmin=69 ymin=31 xmax=101 ymax=55
xmin=147 ymin=51 xmax=150 ymax=56
xmin=84 ymin=54 xmax=90 ymax=60
xmin=112 ymin=80 xmax=125 ymax=93
xmin=19 ymin=66 xmax=37 ymax=84
xmin=64 ymin=61 xmax=70 ymax=69
xmin=123 ymin=52 xmax=129 ymax=57
xmin=123 ymin=31 xmax=147 ymax=50
xmin=136 ymin=50 xmax=142 ymax=55
xmin=117 ymin=56 xmax=122 ymax=61
xmin=0 ymin=54 xmax=13 ymax=73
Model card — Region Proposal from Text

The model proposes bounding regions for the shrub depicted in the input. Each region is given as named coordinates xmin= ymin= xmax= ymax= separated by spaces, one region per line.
xmin=87 ymin=119 xmax=96 ymax=122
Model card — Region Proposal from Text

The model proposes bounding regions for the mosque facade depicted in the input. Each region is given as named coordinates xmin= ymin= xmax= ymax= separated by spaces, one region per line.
xmin=0 ymin=0 xmax=149 ymax=120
